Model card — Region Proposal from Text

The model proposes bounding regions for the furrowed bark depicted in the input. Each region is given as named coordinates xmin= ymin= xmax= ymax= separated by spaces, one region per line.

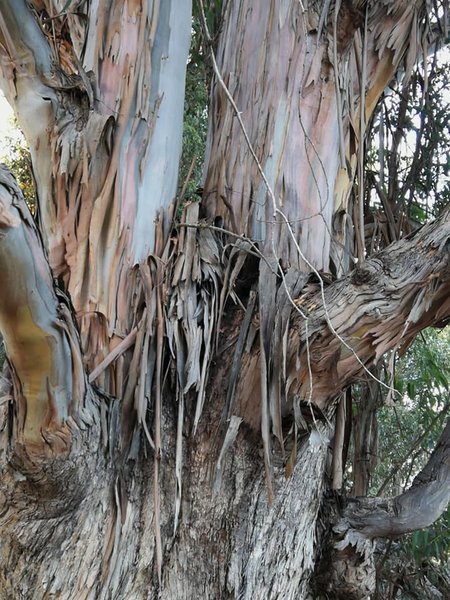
xmin=288 ymin=209 xmax=450 ymax=411
xmin=229 ymin=207 xmax=450 ymax=431
xmin=0 ymin=166 xmax=84 ymax=455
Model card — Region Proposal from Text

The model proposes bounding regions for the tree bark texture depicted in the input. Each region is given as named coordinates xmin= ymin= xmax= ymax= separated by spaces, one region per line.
xmin=0 ymin=0 xmax=191 ymax=392
xmin=202 ymin=0 xmax=425 ymax=272
xmin=0 ymin=168 xmax=86 ymax=457
xmin=0 ymin=1 xmax=449 ymax=599
xmin=1 ymin=169 xmax=449 ymax=599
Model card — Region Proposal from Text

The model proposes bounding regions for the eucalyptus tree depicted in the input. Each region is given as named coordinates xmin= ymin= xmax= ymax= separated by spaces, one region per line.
xmin=0 ymin=1 xmax=449 ymax=599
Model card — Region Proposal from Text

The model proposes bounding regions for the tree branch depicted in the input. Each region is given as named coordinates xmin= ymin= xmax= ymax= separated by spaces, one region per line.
xmin=0 ymin=0 xmax=53 ymax=80
xmin=287 ymin=208 xmax=450 ymax=410
xmin=341 ymin=416 xmax=450 ymax=538
xmin=316 ymin=409 xmax=450 ymax=597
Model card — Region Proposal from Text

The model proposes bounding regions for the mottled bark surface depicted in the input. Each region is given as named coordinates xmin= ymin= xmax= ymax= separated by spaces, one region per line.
xmin=0 ymin=0 xmax=191 ymax=390
xmin=0 ymin=0 xmax=448 ymax=599
xmin=2 ymin=173 xmax=449 ymax=598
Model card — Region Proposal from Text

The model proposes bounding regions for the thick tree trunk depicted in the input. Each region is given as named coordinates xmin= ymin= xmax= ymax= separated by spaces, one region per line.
xmin=202 ymin=0 xmax=423 ymax=272
xmin=1 ymin=169 xmax=450 ymax=598
xmin=0 ymin=1 xmax=449 ymax=599
xmin=0 ymin=0 xmax=191 ymax=388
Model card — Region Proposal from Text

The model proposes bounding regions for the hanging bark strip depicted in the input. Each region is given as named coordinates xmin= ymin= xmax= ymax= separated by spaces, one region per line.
xmin=226 ymin=206 xmax=450 ymax=431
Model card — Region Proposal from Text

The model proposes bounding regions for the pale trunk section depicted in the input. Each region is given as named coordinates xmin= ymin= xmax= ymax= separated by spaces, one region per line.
xmin=202 ymin=0 xmax=422 ymax=272
xmin=0 ymin=1 xmax=191 ymax=597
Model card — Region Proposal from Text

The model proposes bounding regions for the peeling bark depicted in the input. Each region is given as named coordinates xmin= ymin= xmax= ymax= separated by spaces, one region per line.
xmin=289 ymin=210 xmax=450 ymax=410
xmin=202 ymin=0 xmax=425 ymax=272
xmin=0 ymin=0 xmax=191 ymax=391
xmin=0 ymin=1 xmax=448 ymax=599
xmin=0 ymin=167 xmax=85 ymax=455
xmin=229 ymin=208 xmax=450 ymax=432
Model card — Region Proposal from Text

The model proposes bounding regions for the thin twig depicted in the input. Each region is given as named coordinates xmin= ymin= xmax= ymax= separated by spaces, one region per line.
xmin=178 ymin=154 xmax=197 ymax=202
xmin=376 ymin=401 xmax=450 ymax=495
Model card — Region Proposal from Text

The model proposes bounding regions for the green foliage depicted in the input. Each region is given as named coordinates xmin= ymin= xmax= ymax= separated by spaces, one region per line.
xmin=177 ymin=1 xmax=224 ymax=208
xmin=373 ymin=330 xmax=449 ymax=493
xmin=372 ymin=329 xmax=450 ymax=599
xmin=408 ymin=512 xmax=450 ymax=565
xmin=0 ymin=127 xmax=35 ymax=212
xmin=201 ymin=0 xmax=223 ymax=38
xmin=178 ymin=57 xmax=208 ymax=204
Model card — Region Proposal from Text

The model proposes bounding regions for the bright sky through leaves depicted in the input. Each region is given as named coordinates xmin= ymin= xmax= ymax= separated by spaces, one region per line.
xmin=0 ymin=91 xmax=14 ymax=153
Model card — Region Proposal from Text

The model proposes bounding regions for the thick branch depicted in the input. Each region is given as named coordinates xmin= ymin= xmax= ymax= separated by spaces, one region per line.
xmin=341 ymin=417 xmax=450 ymax=538
xmin=288 ymin=208 xmax=450 ymax=409
xmin=0 ymin=166 xmax=84 ymax=454
xmin=0 ymin=0 xmax=55 ymax=121
xmin=315 ymin=409 xmax=450 ymax=598
xmin=0 ymin=0 xmax=53 ymax=80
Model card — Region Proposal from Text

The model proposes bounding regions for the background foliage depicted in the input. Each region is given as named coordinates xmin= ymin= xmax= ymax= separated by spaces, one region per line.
xmin=1 ymin=124 xmax=34 ymax=211
xmin=368 ymin=328 xmax=450 ymax=600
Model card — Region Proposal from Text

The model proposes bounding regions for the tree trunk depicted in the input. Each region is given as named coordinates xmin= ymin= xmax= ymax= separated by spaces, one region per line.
xmin=0 ymin=1 xmax=449 ymax=599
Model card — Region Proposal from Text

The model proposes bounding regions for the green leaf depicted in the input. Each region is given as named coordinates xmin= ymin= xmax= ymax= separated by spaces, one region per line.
xmin=407 ymin=381 xmax=416 ymax=400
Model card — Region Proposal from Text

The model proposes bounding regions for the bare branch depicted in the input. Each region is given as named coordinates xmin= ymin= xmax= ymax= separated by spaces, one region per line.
xmin=338 ymin=416 xmax=450 ymax=538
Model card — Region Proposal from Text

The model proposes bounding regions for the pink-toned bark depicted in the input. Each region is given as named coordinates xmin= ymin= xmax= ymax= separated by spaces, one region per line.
xmin=202 ymin=0 xmax=424 ymax=273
